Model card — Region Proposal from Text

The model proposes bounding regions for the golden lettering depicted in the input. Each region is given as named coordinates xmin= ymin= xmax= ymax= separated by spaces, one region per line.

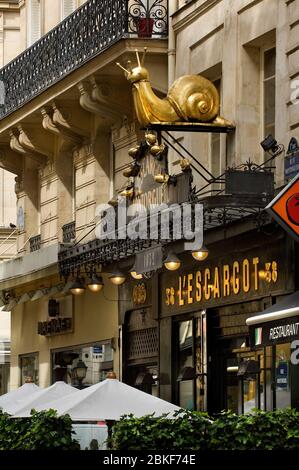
xmin=232 ymin=261 xmax=240 ymax=295
xmin=223 ymin=265 xmax=230 ymax=297
xmin=252 ymin=257 xmax=259 ymax=291
xmin=204 ymin=268 xmax=211 ymax=300
xmin=187 ymin=274 xmax=194 ymax=304
xmin=195 ymin=271 xmax=202 ymax=302
xmin=213 ymin=267 xmax=220 ymax=298
xmin=178 ymin=276 xmax=185 ymax=306
xmin=243 ymin=259 xmax=250 ymax=293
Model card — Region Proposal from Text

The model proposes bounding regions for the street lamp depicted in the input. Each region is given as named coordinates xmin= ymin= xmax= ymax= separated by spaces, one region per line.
xmin=192 ymin=245 xmax=209 ymax=261
xmin=73 ymin=359 xmax=88 ymax=389
xmin=109 ymin=269 xmax=126 ymax=286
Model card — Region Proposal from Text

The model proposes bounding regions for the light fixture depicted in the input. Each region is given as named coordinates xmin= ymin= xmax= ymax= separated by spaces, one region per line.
xmin=109 ymin=270 xmax=126 ymax=286
xmin=87 ymin=274 xmax=104 ymax=293
xmin=130 ymin=269 xmax=143 ymax=280
xmin=69 ymin=278 xmax=86 ymax=296
xmin=164 ymin=252 xmax=181 ymax=271
xmin=192 ymin=246 xmax=209 ymax=261
xmin=260 ymin=134 xmax=279 ymax=154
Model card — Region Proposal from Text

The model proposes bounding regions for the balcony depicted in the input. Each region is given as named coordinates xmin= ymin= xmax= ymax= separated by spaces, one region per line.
xmin=29 ymin=235 xmax=41 ymax=253
xmin=0 ymin=0 xmax=168 ymax=120
xmin=62 ymin=221 xmax=76 ymax=244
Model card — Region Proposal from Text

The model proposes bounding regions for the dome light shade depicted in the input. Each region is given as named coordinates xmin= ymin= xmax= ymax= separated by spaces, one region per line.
xmin=164 ymin=252 xmax=181 ymax=271
xmin=87 ymin=275 xmax=104 ymax=293
xmin=192 ymin=246 xmax=209 ymax=261
xmin=70 ymin=278 xmax=86 ymax=296
xmin=109 ymin=270 xmax=126 ymax=286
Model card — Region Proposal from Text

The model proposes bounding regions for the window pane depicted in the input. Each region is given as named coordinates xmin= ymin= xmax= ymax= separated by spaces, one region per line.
xmin=275 ymin=343 xmax=291 ymax=409
xmin=264 ymin=48 xmax=276 ymax=79
xmin=264 ymin=78 xmax=276 ymax=127
xmin=178 ymin=320 xmax=194 ymax=409
xmin=20 ymin=355 xmax=39 ymax=385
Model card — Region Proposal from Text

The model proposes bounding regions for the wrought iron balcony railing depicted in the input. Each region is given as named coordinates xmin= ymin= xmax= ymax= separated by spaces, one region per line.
xmin=0 ymin=0 xmax=168 ymax=120
xmin=29 ymin=234 xmax=41 ymax=253
xmin=62 ymin=221 xmax=76 ymax=244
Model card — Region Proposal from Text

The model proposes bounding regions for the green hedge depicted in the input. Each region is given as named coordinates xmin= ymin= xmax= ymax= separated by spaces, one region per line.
xmin=0 ymin=409 xmax=80 ymax=450
xmin=112 ymin=409 xmax=299 ymax=450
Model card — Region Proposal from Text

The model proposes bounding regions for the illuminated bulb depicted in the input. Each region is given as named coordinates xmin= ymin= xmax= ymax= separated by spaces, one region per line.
xmin=109 ymin=270 xmax=126 ymax=286
xmin=87 ymin=275 xmax=104 ymax=293
xmin=130 ymin=271 xmax=143 ymax=280
xmin=69 ymin=278 xmax=86 ymax=296
xmin=192 ymin=246 xmax=209 ymax=261
xmin=164 ymin=252 xmax=181 ymax=271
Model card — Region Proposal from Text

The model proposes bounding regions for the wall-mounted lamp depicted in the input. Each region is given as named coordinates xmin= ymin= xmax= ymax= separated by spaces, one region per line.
xmin=70 ymin=278 xmax=86 ymax=296
xmin=87 ymin=274 xmax=104 ymax=293
xmin=164 ymin=252 xmax=181 ymax=271
xmin=192 ymin=245 xmax=209 ymax=261
xmin=109 ymin=269 xmax=126 ymax=286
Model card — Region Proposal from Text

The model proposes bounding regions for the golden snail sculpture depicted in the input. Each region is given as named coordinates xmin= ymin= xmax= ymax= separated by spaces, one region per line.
xmin=117 ymin=49 xmax=233 ymax=128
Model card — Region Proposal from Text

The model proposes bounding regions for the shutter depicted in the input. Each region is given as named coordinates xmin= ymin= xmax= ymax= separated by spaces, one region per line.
xmin=29 ymin=0 xmax=41 ymax=45
xmin=62 ymin=0 xmax=76 ymax=19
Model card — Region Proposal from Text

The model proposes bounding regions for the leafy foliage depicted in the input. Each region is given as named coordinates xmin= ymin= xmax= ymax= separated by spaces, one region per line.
xmin=112 ymin=409 xmax=299 ymax=450
xmin=0 ymin=409 xmax=80 ymax=450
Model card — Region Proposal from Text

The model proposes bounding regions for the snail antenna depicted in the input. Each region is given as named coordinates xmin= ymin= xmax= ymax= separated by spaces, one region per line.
xmin=141 ymin=47 xmax=148 ymax=66
xmin=135 ymin=49 xmax=141 ymax=68
xmin=116 ymin=62 xmax=129 ymax=74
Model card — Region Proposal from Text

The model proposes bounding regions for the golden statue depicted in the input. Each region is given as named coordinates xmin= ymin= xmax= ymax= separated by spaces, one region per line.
xmin=117 ymin=49 xmax=233 ymax=129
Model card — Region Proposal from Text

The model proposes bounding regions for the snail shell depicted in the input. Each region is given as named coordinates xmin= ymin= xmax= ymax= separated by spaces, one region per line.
xmin=167 ymin=75 xmax=219 ymax=122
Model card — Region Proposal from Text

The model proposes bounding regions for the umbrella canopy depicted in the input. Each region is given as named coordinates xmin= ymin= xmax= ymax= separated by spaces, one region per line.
xmin=29 ymin=378 xmax=181 ymax=421
xmin=0 ymin=383 xmax=40 ymax=413
xmin=11 ymin=381 xmax=79 ymax=417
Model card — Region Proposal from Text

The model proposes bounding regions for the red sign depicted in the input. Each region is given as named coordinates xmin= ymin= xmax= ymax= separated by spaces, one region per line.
xmin=266 ymin=173 xmax=299 ymax=240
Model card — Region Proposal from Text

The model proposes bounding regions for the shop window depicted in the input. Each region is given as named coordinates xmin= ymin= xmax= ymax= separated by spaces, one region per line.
xmin=28 ymin=0 xmax=41 ymax=47
xmin=20 ymin=353 xmax=39 ymax=385
xmin=52 ymin=342 xmax=114 ymax=388
xmin=275 ymin=343 xmax=291 ymax=409
xmin=262 ymin=47 xmax=276 ymax=160
xmin=175 ymin=313 xmax=206 ymax=411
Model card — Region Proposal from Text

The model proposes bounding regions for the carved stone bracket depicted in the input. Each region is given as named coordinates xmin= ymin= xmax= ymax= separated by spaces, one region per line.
xmin=41 ymin=103 xmax=87 ymax=145
xmin=9 ymin=125 xmax=51 ymax=166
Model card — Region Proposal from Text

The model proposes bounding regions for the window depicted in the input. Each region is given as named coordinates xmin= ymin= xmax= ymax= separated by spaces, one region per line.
xmin=20 ymin=353 xmax=39 ymax=385
xmin=28 ymin=0 xmax=41 ymax=46
xmin=61 ymin=0 xmax=77 ymax=20
xmin=175 ymin=313 xmax=207 ymax=411
xmin=262 ymin=48 xmax=276 ymax=152
xmin=52 ymin=341 xmax=114 ymax=388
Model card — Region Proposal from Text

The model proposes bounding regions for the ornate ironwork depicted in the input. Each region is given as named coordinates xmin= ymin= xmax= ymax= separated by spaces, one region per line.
xmin=29 ymin=234 xmax=41 ymax=252
xmin=128 ymin=0 xmax=168 ymax=37
xmin=0 ymin=0 xmax=168 ymax=120
xmin=62 ymin=221 xmax=76 ymax=244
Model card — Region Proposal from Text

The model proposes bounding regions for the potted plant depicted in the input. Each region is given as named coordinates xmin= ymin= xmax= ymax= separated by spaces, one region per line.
xmin=135 ymin=16 xmax=154 ymax=38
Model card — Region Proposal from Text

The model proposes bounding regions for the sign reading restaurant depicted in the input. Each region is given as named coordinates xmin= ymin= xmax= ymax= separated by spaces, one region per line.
xmin=251 ymin=316 xmax=299 ymax=348
xmin=165 ymin=256 xmax=278 ymax=308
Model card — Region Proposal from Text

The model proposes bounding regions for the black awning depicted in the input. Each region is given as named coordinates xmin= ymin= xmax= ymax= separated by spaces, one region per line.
xmin=246 ymin=291 xmax=299 ymax=348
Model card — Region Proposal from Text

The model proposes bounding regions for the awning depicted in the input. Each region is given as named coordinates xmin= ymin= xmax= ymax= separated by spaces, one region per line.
xmin=247 ymin=291 xmax=299 ymax=348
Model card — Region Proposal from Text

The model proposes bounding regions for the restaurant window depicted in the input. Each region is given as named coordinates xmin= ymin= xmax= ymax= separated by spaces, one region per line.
xmin=20 ymin=353 xmax=39 ymax=385
xmin=52 ymin=341 xmax=114 ymax=388
xmin=175 ymin=313 xmax=207 ymax=411
xmin=262 ymin=47 xmax=276 ymax=158
xmin=275 ymin=343 xmax=291 ymax=409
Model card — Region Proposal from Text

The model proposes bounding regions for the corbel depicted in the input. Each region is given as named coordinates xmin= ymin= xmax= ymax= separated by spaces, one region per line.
xmin=90 ymin=76 xmax=123 ymax=124
xmin=17 ymin=124 xmax=52 ymax=160
xmin=9 ymin=127 xmax=47 ymax=166
xmin=52 ymin=101 xmax=88 ymax=142
xmin=0 ymin=145 xmax=23 ymax=175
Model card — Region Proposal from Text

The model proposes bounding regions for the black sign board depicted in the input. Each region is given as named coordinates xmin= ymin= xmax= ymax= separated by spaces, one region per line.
xmin=135 ymin=246 xmax=163 ymax=274
xmin=38 ymin=318 xmax=72 ymax=336
xmin=249 ymin=315 xmax=299 ymax=348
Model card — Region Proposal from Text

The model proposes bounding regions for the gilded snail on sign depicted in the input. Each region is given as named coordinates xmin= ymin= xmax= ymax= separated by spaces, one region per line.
xmin=117 ymin=49 xmax=232 ymax=128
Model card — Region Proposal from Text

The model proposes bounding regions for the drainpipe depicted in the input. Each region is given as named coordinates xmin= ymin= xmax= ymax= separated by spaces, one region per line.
xmin=168 ymin=0 xmax=178 ymax=87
